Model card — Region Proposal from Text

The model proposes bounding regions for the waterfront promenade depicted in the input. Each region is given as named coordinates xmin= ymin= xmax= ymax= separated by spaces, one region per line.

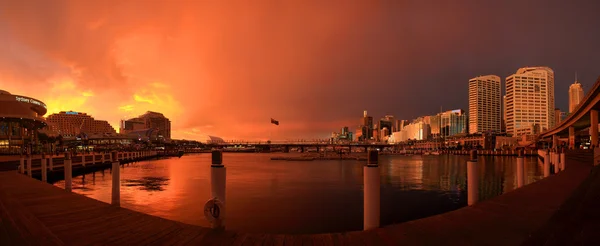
xmin=0 ymin=151 xmax=598 ymax=245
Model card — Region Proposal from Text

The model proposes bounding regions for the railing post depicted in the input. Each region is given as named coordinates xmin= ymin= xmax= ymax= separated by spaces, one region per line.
xmin=101 ymin=152 xmax=105 ymax=163
xmin=49 ymin=154 xmax=53 ymax=171
xmin=516 ymin=149 xmax=524 ymax=188
xmin=81 ymin=153 xmax=86 ymax=167
xmin=92 ymin=152 xmax=95 ymax=164
xmin=111 ymin=151 xmax=120 ymax=206
xmin=467 ymin=150 xmax=479 ymax=206
xmin=19 ymin=154 xmax=24 ymax=174
xmin=207 ymin=150 xmax=226 ymax=229
xmin=26 ymin=149 xmax=32 ymax=177
xmin=64 ymin=152 xmax=72 ymax=192
xmin=41 ymin=153 xmax=47 ymax=182
xmin=544 ymin=151 xmax=550 ymax=178
xmin=591 ymin=110 xmax=599 ymax=148
xmin=364 ymin=149 xmax=380 ymax=230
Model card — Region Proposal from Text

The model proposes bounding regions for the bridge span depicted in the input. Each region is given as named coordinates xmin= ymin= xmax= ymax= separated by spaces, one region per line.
xmin=539 ymin=76 xmax=600 ymax=151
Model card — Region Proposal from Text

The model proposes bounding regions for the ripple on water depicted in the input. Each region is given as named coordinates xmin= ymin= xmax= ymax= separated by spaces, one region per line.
xmin=123 ymin=177 xmax=170 ymax=191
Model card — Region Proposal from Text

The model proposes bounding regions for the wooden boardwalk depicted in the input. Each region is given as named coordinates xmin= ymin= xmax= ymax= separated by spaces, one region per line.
xmin=0 ymin=152 xmax=598 ymax=245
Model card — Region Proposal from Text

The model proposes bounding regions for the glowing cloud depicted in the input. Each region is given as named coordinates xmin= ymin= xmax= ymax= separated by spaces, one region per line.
xmin=133 ymin=94 xmax=155 ymax=104
xmin=118 ymin=105 xmax=134 ymax=111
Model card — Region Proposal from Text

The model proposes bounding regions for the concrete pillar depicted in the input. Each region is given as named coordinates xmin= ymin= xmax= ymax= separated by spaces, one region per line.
xmin=569 ymin=127 xmax=575 ymax=149
xmin=49 ymin=155 xmax=53 ymax=171
xmin=19 ymin=155 xmax=24 ymax=174
xmin=467 ymin=150 xmax=479 ymax=206
xmin=41 ymin=153 xmax=47 ymax=182
xmin=516 ymin=149 xmax=524 ymax=188
xmin=111 ymin=151 xmax=120 ymax=206
xmin=64 ymin=152 xmax=72 ymax=192
xmin=552 ymin=135 xmax=559 ymax=149
xmin=560 ymin=149 xmax=566 ymax=171
xmin=592 ymin=110 xmax=599 ymax=148
xmin=554 ymin=150 xmax=560 ymax=173
xmin=210 ymin=150 xmax=226 ymax=229
xmin=544 ymin=151 xmax=550 ymax=178
xmin=364 ymin=150 xmax=380 ymax=230
xmin=101 ymin=153 xmax=105 ymax=163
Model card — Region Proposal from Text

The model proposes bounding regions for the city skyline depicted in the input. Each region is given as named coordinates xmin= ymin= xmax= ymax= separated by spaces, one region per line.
xmin=1 ymin=1 xmax=599 ymax=141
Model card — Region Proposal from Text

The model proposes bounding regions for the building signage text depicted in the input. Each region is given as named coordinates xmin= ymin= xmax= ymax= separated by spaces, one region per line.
xmin=15 ymin=96 xmax=47 ymax=108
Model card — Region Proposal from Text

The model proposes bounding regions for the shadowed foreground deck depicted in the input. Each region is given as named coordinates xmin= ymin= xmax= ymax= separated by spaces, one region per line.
xmin=0 ymin=154 xmax=597 ymax=245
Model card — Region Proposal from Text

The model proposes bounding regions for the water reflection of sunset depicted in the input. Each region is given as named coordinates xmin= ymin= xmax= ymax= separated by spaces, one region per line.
xmin=52 ymin=153 xmax=544 ymax=234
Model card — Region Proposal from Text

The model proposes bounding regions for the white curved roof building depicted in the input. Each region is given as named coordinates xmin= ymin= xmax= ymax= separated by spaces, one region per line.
xmin=196 ymin=135 xmax=225 ymax=144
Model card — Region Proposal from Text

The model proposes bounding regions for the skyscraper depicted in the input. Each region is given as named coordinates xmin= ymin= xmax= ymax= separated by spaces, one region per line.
xmin=468 ymin=75 xmax=502 ymax=134
xmin=361 ymin=110 xmax=373 ymax=140
xmin=502 ymin=95 xmax=507 ymax=132
xmin=554 ymin=108 xmax=562 ymax=126
xmin=569 ymin=77 xmax=584 ymax=113
xmin=505 ymin=67 xmax=555 ymax=137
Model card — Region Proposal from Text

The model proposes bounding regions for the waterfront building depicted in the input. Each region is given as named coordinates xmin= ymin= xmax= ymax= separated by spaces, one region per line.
xmin=389 ymin=121 xmax=431 ymax=143
xmin=444 ymin=134 xmax=495 ymax=149
xmin=120 ymin=118 xmax=145 ymax=133
xmin=495 ymin=136 xmax=519 ymax=150
xmin=429 ymin=115 xmax=441 ymax=137
xmin=381 ymin=127 xmax=389 ymax=138
xmin=382 ymin=115 xmax=395 ymax=132
xmin=372 ymin=124 xmax=380 ymax=142
xmin=45 ymin=111 xmax=117 ymax=137
xmin=439 ymin=109 xmax=468 ymax=137
xmin=468 ymin=75 xmax=502 ymax=134
xmin=354 ymin=128 xmax=363 ymax=140
xmin=0 ymin=90 xmax=47 ymax=153
xmin=569 ymin=79 xmax=584 ymax=113
xmin=378 ymin=118 xmax=393 ymax=137
xmin=122 ymin=111 xmax=172 ymax=140
xmin=505 ymin=66 xmax=555 ymax=137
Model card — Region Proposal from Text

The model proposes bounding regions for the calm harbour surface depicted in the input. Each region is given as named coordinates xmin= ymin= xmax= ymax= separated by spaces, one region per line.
xmin=53 ymin=153 xmax=543 ymax=234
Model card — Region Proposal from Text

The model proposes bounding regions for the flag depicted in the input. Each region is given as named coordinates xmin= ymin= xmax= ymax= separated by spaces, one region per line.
xmin=271 ymin=118 xmax=279 ymax=126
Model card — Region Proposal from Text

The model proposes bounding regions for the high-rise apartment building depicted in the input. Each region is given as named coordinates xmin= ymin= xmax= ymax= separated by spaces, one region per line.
xmin=121 ymin=111 xmax=172 ymax=139
xmin=554 ymin=108 xmax=563 ymax=126
xmin=569 ymin=79 xmax=584 ymax=113
xmin=505 ymin=67 xmax=555 ymax=137
xmin=46 ymin=111 xmax=116 ymax=137
xmin=468 ymin=75 xmax=502 ymax=134
xmin=502 ymin=95 xmax=507 ymax=132
xmin=361 ymin=110 xmax=374 ymax=140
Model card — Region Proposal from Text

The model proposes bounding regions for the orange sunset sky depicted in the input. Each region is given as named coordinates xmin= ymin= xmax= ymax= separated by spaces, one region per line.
xmin=1 ymin=1 xmax=599 ymax=141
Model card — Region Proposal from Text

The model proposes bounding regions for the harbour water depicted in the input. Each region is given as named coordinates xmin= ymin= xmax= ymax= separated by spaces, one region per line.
xmin=53 ymin=153 xmax=543 ymax=234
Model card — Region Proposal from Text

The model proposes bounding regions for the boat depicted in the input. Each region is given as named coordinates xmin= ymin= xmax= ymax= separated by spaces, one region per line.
xmin=423 ymin=151 xmax=431 ymax=156
xmin=431 ymin=151 xmax=441 ymax=156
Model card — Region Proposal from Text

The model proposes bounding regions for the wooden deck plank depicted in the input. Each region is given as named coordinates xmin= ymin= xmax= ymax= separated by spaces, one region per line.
xmin=0 ymin=190 xmax=65 ymax=245
xmin=103 ymin=217 xmax=184 ymax=245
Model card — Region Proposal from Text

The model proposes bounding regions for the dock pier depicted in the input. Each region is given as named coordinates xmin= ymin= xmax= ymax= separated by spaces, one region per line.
xmin=0 ymin=150 xmax=598 ymax=245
